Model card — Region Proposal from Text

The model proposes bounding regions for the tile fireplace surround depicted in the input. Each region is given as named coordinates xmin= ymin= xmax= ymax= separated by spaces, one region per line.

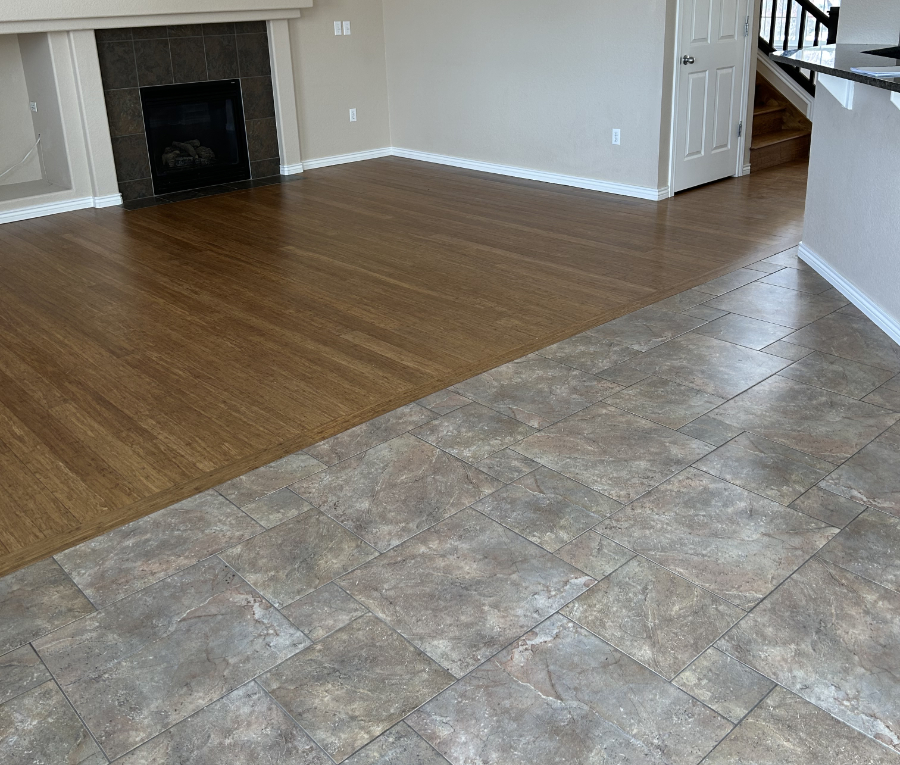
xmin=98 ymin=22 xmax=281 ymax=202
xmin=0 ymin=2 xmax=308 ymax=222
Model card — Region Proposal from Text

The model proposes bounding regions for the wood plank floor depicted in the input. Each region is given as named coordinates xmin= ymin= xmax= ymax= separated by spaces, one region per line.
xmin=0 ymin=157 xmax=808 ymax=574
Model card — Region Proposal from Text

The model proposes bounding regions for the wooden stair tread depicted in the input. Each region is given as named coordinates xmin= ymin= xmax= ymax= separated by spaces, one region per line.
xmin=751 ymin=128 xmax=811 ymax=150
xmin=754 ymin=104 xmax=787 ymax=116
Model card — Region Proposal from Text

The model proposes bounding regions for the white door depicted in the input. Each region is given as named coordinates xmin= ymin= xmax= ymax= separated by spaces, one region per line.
xmin=673 ymin=0 xmax=749 ymax=192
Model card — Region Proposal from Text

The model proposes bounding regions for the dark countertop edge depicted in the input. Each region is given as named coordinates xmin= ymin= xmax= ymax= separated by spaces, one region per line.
xmin=771 ymin=48 xmax=900 ymax=95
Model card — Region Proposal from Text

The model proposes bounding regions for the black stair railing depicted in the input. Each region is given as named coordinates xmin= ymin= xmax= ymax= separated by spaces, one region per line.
xmin=759 ymin=0 xmax=840 ymax=94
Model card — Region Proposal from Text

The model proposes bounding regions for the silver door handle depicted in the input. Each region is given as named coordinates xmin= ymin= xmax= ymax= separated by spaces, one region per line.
xmin=682 ymin=55 xmax=695 ymax=65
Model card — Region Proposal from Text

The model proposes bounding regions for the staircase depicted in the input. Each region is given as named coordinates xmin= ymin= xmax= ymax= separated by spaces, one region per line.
xmin=750 ymin=75 xmax=812 ymax=172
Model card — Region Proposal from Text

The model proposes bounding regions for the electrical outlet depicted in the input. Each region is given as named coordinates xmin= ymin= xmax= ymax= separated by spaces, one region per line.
xmin=343 ymin=21 xmax=351 ymax=35
xmin=349 ymin=108 xmax=357 ymax=122
xmin=612 ymin=129 xmax=621 ymax=145
xmin=334 ymin=21 xmax=342 ymax=35
xmin=30 ymin=101 xmax=38 ymax=113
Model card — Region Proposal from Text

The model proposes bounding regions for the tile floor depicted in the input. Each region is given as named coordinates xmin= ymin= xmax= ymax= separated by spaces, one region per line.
xmin=3 ymin=246 xmax=900 ymax=763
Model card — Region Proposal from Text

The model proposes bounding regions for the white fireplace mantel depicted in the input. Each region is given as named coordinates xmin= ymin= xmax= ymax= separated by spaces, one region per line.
xmin=0 ymin=1 xmax=312 ymax=34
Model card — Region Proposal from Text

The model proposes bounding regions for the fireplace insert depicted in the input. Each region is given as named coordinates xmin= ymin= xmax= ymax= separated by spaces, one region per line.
xmin=140 ymin=79 xmax=251 ymax=195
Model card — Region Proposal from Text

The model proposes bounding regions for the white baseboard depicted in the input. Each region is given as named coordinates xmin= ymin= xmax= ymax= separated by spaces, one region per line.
xmin=0 ymin=197 xmax=97 ymax=225
xmin=390 ymin=147 xmax=668 ymax=201
xmin=280 ymin=163 xmax=304 ymax=176
xmin=93 ymin=193 xmax=123 ymax=208
xmin=742 ymin=163 xmax=752 ymax=176
xmin=798 ymin=242 xmax=900 ymax=346
xmin=300 ymin=148 xmax=393 ymax=171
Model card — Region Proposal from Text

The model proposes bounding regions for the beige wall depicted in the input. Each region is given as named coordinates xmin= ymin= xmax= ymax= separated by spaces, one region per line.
xmin=0 ymin=34 xmax=41 ymax=186
xmin=382 ymin=0 xmax=672 ymax=192
xmin=290 ymin=0 xmax=391 ymax=162
xmin=838 ymin=0 xmax=900 ymax=44
xmin=803 ymin=83 xmax=900 ymax=329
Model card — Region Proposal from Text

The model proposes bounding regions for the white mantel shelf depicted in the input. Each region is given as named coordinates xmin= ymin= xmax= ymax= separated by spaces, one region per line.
xmin=0 ymin=1 xmax=312 ymax=34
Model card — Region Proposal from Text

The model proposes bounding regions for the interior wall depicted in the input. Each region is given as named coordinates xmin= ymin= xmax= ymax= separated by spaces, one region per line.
xmin=837 ymin=0 xmax=900 ymax=44
xmin=0 ymin=34 xmax=41 ymax=186
xmin=803 ymin=83 xmax=900 ymax=330
xmin=382 ymin=0 xmax=672 ymax=192
xmin=290 ymin=0 xmax=391 ymax=162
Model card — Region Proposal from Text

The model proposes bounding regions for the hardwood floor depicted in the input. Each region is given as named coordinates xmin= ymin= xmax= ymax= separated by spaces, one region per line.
xmin=0 ymin=157 xmax=808 ymax=574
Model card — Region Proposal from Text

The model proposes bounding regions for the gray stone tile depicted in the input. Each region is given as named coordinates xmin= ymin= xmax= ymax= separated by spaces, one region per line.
xmin=452 ymin=354 xmax=619 ymax=428
xmin=411 ymin=403 xmax=536 ymax=464
xmin=116 ymin=682 xmax=329 ymax=764
xmin=339 ymin=509 xmax=593 ymax=677
xmin=694 ymin=431 xmax=836 ymax=505
xmin=865 ymin=383 xmax=900 ymax=411
xmin=598 ymin=469 xmax=836 ymax=609
xmin=280 ymin=583 xmax=369 ymax=642
xmin=474 ymin=448 xmax=541 ymax=482
xmin=695 ymin=268 xmax=765 ymax=296
xmin=595 ymin=362 xmax=652 ymax=385
xmin=0 ymin=559 xmax=95 ymax=655
xmin=343 ymin=723 xmax=448 ymax=765
xmin=472 ymin=467 xmax=617 ymax=551
xmin=743 ymin=260 xmax=784 ymax=274
xmin=820 ymin=287 xmax=851 ymax=306
xmin=293 ymin=434 xmax=500 ymax=551
xmin=784 ymin=311 xmax=900 ymax=372
xmin=55 ymin=490 xmax=260 ymax=608
xmin=760 ymin=266 xmax=835 ymax=294
xmin=0 ymin=681 xmax=107 ymax=765
xmin=409 ymin=615 xmax=731 ymax=764
xmin=705 ymin=281 xmax=846 ymax=329
xmin=629 ymin=332 xmax=791 ymax=399
xmin=839 ymin=302 xmax=869 ymax=318
xmin=819 ymin=423 xmax=900 ymax=516
xmin=216 ymin=452 xmax=325 ymax=506
xmin=819 ymin=509 xmax=900 ymax=595
xmin=653 ymin=286 xmax=718 ymax=312
xmin=0 ymin=645 xmax=51 ymax=705
xmin=242 ymin=487 xmax=314 ymax=528
xmin=678 ymin=414 xmax=745 ymax=446
xmin=33 ymin=558 xmax=307 ymax=759
xmin=704 ymin=686 xmax=898 ymax=764
xmin=536 ymin=331 xmax=641 ymax=376
xmin=717 ymin=557 xmax=900 ymax=751
xmin=415 ymin=389 xmax=470 ymax=415
xmin=259 ymin=615 xmax=454 ymax=763
xmin=555 ymin=531 xmax=635 ymax=580
xmin=692 ymin=312 xmax=793 ymax=350
xmin=562 ymin=556 xmax=742 ymax=679
xmin=789 ymin=485 xmax=866 ymax=528
xmin=885 ymin=374 xmax=900 ymax=392
xmin=762 ymin=246 xmax=811 ymax=270
xmin=587 ymin=305 xmax=708 ymax=351
xmin=683 ymin=304 xmax=730 ymax=321
xmin=304 ymin=404 xmax=436 ymax=466
xmin=761 ymin=338 xmax=814 ymax=360
xmin=513 ymin=403 xmax=712 ymax=503
xmin=220 ymin=511 xmax=377 ymax=608
xmin=711 ymin=376 xmax=899 ymax=463
xmin=779 ymin=351 xmax=895 ymax=399
xmin=673 ymin=647 xmax=774 ymax=724
xmin=603 ymin=375 xmax=725 ymax=429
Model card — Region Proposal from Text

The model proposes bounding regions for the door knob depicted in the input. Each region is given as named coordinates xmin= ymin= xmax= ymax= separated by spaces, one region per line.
xmin=682 ymin=55 xmax=695 ymax=65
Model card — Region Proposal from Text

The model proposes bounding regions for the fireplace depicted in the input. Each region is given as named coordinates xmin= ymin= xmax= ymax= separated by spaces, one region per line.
xmin=141 ymin=79 xmax=251 ymax=195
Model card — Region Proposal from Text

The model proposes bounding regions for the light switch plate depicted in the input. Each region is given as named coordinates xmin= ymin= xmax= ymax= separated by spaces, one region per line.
xmin=612 ymin=128 xmax=621 ymax=145
xmin=343 ymin=21 xmax=351 ymax=35
xmin=334 ymin=21 xmax=342 ymax=35
xmin=349 ymin=108 xmax=357 ymax=122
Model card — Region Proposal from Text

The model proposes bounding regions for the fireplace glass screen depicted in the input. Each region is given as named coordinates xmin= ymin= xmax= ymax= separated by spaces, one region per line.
xmin=140 ymin=79 xmax=251 ymax=195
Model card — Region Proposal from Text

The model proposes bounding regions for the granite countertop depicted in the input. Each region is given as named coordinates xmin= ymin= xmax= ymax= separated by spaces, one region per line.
xmin=772 ymin=44 xmax=900 ymax=94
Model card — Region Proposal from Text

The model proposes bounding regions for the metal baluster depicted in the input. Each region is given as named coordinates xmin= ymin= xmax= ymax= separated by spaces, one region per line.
xmin=798 ymin=6 xmax=807 ymax=48
xmin=769 ymin=0 xmax=779 ymax=47
xmin=783 ymin=0 xmax=793 ymax=51
xmin=813 ymin=19 xmax=820 ymax=46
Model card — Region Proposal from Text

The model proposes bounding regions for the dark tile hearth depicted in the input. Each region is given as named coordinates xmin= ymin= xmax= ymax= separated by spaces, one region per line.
xmin=96 ymin=22 xmax=281 ymax=203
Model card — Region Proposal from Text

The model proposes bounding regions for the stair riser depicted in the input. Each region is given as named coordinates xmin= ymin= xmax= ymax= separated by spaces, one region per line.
xmin=752 ymin=110 xmax=785 ymax=136
xmin=750 ymin=134 xmax=810 ymax=172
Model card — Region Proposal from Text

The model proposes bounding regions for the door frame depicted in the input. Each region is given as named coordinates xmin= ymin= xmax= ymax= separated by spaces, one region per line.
xmin=666 ymin=0 xmax=756 ymax=197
